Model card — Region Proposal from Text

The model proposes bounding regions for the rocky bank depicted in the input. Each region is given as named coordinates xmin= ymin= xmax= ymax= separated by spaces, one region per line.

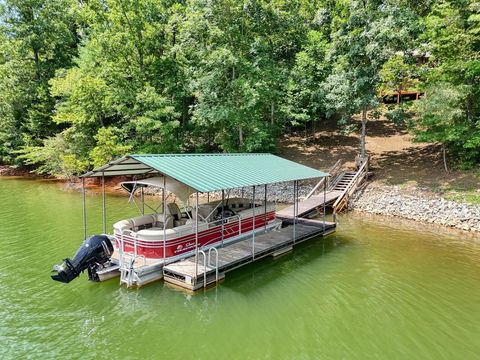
xmin=351 ymin=185 xmax=480 ymax=232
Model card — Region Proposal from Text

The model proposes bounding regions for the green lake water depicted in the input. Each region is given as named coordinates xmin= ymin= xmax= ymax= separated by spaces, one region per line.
xmin=1 ymin=178 xmax=479 ymax=359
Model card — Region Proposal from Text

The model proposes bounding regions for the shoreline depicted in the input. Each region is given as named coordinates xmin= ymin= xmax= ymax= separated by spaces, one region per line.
xmin=0 ymin=165 xmax=38 ymax=177
xmin=351 ymin=184 xmax=480 ymax=233
xmin=2 ymin=170 xmax=479 ymax=233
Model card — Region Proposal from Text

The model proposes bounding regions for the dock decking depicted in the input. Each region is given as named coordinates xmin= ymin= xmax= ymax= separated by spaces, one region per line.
xmin=163 ymin=218 xmax=336 ymax=291
xmin=276 ymin=190 xmax=343 ymax=218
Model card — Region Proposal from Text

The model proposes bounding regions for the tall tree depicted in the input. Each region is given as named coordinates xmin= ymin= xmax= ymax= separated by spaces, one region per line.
xmin=413 ymin=0 xmax=480 ymax=168
xmin=43 ymin=0 xmax=186 ymax=172
xmin=179 ymin=0 xmax=310 ymax=152
xmin=324 ymin=1 xmax=418 ymax=160
xmin=285 ymin=29 xmax=331 ymax=141
xmin=0 ymin=0 xmax=78 ymax=163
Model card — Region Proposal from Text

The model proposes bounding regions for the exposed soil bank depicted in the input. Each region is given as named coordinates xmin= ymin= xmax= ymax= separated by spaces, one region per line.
xmin=351 ymin=184 xmax=480 ymax=233
xmin=0 ymin=165 xmax=35 ymax=177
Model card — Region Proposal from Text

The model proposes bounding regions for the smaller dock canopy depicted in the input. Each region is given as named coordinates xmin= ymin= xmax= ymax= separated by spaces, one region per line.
xmin=81 ymin=153 xmax=328 ymax=193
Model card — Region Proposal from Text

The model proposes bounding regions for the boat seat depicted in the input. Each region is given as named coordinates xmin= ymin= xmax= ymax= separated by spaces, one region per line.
xmin=154 ymin=213 xmax=174 ymax=229
xmin=131 ymin=214 xmax=157 ymax=231
xmin=166 ymin=202 xmax=188 ymax=227
xmin=167 ymin=202 xmax=182 ymax=219
xmin=113 ymin=219 xmax=133 ymax=232
xmin=113 ymin=213 xmax=176 ymax=233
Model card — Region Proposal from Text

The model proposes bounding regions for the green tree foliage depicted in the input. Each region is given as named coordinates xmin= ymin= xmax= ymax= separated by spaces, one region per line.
xmin=181 ymin=0 xmax=311 ymax=152
xmin=0 ymin=0 xmax=78 ymax=163
xmin=285 ymin=30 xmax=331 ymax=138
xmin=380 ymin=54 xmax=419 ymax=98
xmin=324 ymin=1 xmax=419 ymax=158
xmin=89 ymin=127 xmax=132 ymax=168
xmin=411 ymin=0 xmax=480 ymax=167
xmin=0 ymin=0 xmax=479 ymax=176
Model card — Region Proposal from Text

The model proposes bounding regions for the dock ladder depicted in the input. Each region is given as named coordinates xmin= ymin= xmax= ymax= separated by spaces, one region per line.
xmin=195 ymin=246 xmax=220 ymax=289
xmin=118 ymin=229 xmax=146 ymax=287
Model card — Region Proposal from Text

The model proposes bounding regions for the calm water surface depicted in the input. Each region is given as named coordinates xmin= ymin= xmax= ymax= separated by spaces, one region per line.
xmin=0 ymin=178 xmax=479 ymax=359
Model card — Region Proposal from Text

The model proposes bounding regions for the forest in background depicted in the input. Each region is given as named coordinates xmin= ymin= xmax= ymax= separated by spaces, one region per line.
xmin=0 ymin=0 xmax=479 ymax=177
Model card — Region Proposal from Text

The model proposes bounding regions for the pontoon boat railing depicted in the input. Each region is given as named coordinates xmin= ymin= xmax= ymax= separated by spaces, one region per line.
xmin=114 ymin=210 xmax=273 ymax=250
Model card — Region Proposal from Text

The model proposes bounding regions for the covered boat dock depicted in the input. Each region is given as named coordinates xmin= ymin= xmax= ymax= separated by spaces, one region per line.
xmin=81 ymin=153 xmax=336 ymax=290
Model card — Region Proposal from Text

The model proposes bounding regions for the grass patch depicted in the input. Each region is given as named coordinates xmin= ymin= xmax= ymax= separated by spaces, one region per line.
xmin=444 ymin=192 xmax=480 ymax=205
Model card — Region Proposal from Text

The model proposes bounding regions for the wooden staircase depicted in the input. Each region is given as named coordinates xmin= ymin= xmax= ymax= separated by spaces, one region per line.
xmin=330 ymin=172 xmax=357 ymax=192
xmin=277 ymin=157 xmax=369 ymax=219
xmin=331 ymin=158 xmax=369 ymax=214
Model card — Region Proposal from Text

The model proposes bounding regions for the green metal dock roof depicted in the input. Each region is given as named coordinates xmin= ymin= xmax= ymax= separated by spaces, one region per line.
xmin=82 ymin=153 xmax=328 ymax=192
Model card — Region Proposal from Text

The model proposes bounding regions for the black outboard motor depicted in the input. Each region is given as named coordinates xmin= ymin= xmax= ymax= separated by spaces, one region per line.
xmin=51 ymin=235 xmax=113 ymax=283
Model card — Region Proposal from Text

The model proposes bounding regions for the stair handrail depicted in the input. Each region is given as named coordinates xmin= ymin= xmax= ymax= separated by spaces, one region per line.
xmin=328 ymin=171 xmax=346 ymax=191
xmin=332 ymin=157 xmax=369 ymax=214
xmin=305 ymin=160 xmax=342 ymax=200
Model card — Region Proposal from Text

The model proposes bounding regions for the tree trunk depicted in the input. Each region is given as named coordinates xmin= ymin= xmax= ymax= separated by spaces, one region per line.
xmin=239 ymin=125 xmax=243 ymax=147
xmin=270 ymin=102 xmax=274 ymax=125
xmin=360 ymin=108 xmax=368 ymax=159
xmin=33 ymin=48 xmax=41 ymax=81
xmin=442 ymin=143 xmax=449 ymax=173
xmin=312 ymin=120 xmax=316 ymax=142
xmin=466 ymin=93 xmax=473 ymax=123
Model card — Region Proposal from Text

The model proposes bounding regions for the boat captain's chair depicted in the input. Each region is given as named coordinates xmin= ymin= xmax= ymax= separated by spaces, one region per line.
xmin=167 ymin=202 xmax=188 ymax=227
xmin=153 ymin=213 xmax=174 ymax=230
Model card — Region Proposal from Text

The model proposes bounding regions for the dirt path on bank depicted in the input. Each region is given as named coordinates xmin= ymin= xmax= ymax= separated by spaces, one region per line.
xmin=278 ymin=117 xmax=479 ymax=199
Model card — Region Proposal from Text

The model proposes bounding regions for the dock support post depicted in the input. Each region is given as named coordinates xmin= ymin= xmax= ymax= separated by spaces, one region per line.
xmin=163 ymin=176 xmax=166 ymax=262
xmin=323 ymin=176 xmax=326 ymax=233
xmin=293 ymin=180 xmax=297 ymax=244
xmin=141 ymin=187 xmax=145 ymax=215
xmin=207 ymin=192 xmax=209 ymax=203
xmin=102 ymin=172 xmax=106 ymax=234
xmin=194 ymin=191 xmax=199 ymax=285
xmin=221 ymin=190 xmax=225 ymax=246
xmin=82 ymin=178 xmax=87 ymax=240
xmin=264 ymin=184 xmax=267 ymax=231
xmin=252 ymin=185 xmax=256 ymax=260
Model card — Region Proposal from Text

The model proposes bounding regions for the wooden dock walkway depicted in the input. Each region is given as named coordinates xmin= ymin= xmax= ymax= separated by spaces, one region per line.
xmin=276 ymin=190 xmax=343 ymax=218
xmin=163 ymin=219 xmax=336 ymax=291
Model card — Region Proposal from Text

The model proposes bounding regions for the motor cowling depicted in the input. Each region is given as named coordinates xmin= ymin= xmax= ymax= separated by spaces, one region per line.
xmin=51 ymin=235 xmax=113 ymax=283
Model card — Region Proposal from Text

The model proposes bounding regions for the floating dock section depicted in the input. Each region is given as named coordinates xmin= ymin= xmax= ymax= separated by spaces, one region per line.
xmin=163 ymin=218 xmax=335 ymax=291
